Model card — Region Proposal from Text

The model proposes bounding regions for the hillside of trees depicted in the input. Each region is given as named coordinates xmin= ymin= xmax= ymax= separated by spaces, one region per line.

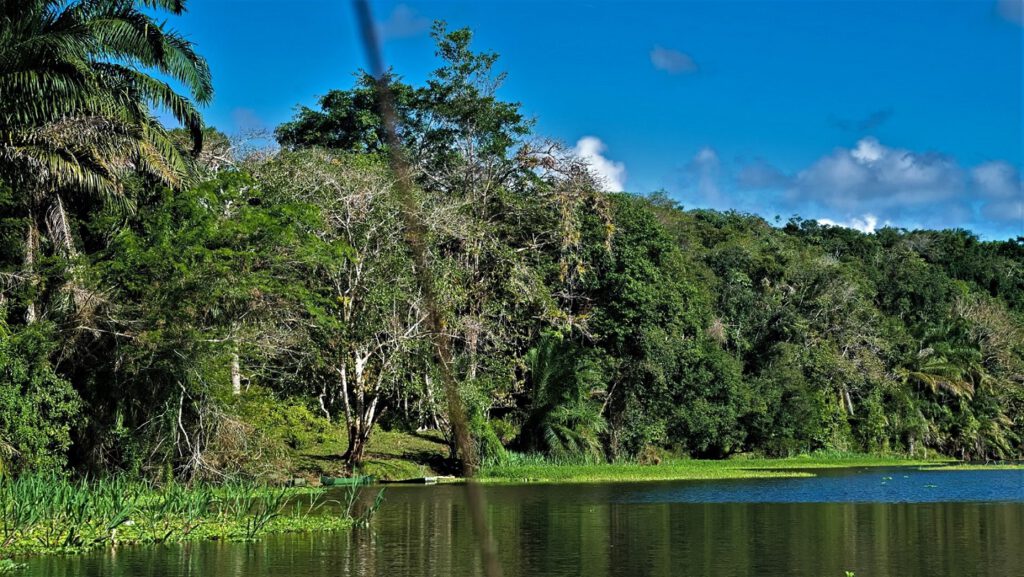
xmin=2 ymin=11 xmax=1022 ymax=480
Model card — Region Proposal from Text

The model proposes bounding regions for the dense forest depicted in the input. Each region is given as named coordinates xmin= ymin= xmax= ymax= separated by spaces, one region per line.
xmin=2 ymin=3 xmax=1022 ymax=482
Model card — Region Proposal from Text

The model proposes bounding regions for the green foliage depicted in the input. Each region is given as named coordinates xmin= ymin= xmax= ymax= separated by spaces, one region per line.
xmin=580 ymin=194 xmax=711 ymax=457
xmin=232 ymin=389 xmax=329 ymax=452
xmin=276 ymin=22 xmax=532 ymax=193
xmin=276 ymin=71 xmax=418 ymax=153
xmin=0 ymin=317 xmax=79 ymax=473
xmin=669 ymin=341 xmax=750 ymax=458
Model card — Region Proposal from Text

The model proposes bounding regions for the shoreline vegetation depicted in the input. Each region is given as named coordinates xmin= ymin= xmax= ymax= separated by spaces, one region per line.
xmin=265 ymin=425 xmax=962 ymax=485
xmin=1 ymin=3 xmax=1021 ymax=575
xmin=0 ymin=475 xmax=376 ymax=560
xmin=919 ymin=463 xmax=1024 ymax=471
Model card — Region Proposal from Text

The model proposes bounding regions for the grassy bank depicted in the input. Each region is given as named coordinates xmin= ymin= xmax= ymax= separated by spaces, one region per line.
xmin=239 ymin=397 xmax=978 ymax=485
xmin=292 ymin=428 xmax=455 ymax=482
xmin=286 ymin=425 xmax=956 ymax=484
xmin=0 ymin=475 xmax=378 ymax=559
xmin=478 ymin=454 xmax=953 ymax=484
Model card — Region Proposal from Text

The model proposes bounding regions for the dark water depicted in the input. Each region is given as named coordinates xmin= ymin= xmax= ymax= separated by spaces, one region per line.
xmin=23 ymin=467 xmax=1024 ymax=577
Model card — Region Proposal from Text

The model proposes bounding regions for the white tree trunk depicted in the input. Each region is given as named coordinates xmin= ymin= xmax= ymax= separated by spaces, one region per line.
xmin=231 ymin=351 xmax=242 ymax=396
xmin=24 ymin=211 xmax=39 ymax=324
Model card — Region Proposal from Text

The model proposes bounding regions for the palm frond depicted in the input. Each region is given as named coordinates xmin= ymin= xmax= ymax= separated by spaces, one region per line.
xmin=94 ymin=62 xmax=205 ymax=149
xmin=85 ymin=9 xmax=212 ymax=103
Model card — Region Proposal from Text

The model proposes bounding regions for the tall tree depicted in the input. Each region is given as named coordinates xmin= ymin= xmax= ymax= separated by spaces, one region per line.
xmin=254 ymin=150 xmax=421 ymax=466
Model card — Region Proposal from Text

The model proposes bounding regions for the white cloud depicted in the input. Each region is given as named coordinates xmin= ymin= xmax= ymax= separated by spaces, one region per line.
xmin=710 ymin=136 xmax=1022 ymax=236
xmin=982 ymin=200 xmax=1024 ymax=223
xmin=972 ymin=161 xmax=1022 ymax=199
xmin=732 ymin=137 xmax=1023 ymax=235
xmin=850 ymin=137 xmax=884 ymax=163
xmin=817 ymin=214 xmax=883 ymax=233
xmin=650 ymin=46 xmax=698 ymax=74
xmin=793 ymin=137 xmax=963 ymax=211
xmin=574 ymin=136 xmax=627 ymax=192
xmin=377 ymin=4 xmax=430 ymax=40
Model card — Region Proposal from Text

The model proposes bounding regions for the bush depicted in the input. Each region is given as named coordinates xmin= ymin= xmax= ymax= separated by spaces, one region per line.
xmin=0 ymin=319 xmax=80 ymax=474
xmin=200 ymin=388 xmax=332 ymax=481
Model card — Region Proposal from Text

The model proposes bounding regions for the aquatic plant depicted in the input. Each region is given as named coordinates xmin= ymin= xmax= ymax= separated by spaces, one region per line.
xmin=0 ymin=474 xmax=366 ymax=556
xmin=340 ymin=485 xmax=386 ymax=528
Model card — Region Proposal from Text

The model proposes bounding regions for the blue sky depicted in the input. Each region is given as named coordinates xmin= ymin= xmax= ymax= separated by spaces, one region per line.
xmin=167 ymin=0 xmax=1023 ymax=239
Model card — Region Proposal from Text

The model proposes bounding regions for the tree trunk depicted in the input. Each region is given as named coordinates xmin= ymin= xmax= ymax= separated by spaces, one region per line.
xmin=340 ymin=353 xmax=375 ymax=467
xmin=231 ymin=351 xmax=242 ymax=396
xmin=420 ymin=373 xmax=443 ymax=431
xmin=318 ymin=383 xmax=332 ymax=421
xmin=467 ymin=321 xmax=479 ymax=381
xmin=23 ymin=209 xmax=39 ymax=324
xmin=46 ymin=193 xmax=95 ymax=317
xmin=343 ymin=422 xmax=368 ymax=465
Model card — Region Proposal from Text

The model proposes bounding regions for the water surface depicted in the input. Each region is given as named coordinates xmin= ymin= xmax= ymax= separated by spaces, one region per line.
xmin=24 ymin=467 xmax=1024 ymax=577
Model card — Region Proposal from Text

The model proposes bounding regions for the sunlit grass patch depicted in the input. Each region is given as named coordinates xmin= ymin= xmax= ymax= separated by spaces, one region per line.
xmin=479 ymin=453 xmax=949 ymax=484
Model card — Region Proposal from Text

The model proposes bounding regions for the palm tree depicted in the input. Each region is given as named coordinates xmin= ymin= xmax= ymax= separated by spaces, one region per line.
xmin=900 ymin=346 xmax=978 ymax=399
xmin=900 ymin=322 xmax=982 ymax=400
xmin=898 ymin=320 xmax=1022 ymax=459
xmin=0 ymin=0 xmax=212 ymax=322
xmin=519 ymin=333 xmax=607 ymax=459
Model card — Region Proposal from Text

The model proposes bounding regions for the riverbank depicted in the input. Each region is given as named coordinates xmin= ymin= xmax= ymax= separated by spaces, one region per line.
xmin=293 ymin=428 xmax=962 ymax=484
xmin=2 ymin=449 xmax=1012 ymax=564
xmin=286 ymin=427 xmax=456 ymax=482
xmin=289 ymin=428 xmax=960 ymax=484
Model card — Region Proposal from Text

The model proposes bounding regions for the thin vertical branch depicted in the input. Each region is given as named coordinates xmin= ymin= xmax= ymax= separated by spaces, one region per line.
xmin=350 ymin=2 xmax=503 ymax=576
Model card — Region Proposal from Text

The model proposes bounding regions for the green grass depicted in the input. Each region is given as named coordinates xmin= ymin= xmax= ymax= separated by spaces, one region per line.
xmin=243 ymin=396 xmax=955 ymax=485
xmin=479 ymin=453 xmax=951 ymax=484
xmin=289 ymin=428 xmax=453 ymax=482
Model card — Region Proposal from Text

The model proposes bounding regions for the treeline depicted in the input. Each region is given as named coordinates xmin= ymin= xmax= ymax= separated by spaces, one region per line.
xmin=1 ymin=9 xmax=1022 ymax=479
